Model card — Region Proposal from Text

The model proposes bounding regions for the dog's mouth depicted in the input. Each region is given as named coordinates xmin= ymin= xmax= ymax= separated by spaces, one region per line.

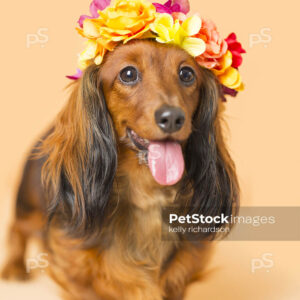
xmin=126 ymin=128 xmax=185 ymax=186
xmin=127 ymin=128 xmax=150 ymax=151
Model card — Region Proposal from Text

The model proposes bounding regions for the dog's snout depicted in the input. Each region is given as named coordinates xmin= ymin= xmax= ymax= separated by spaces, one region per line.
xmin=155 ymin=106 xmax=185 ymax=134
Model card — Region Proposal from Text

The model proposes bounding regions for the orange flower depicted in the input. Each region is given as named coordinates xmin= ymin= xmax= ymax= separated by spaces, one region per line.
xmin=77 ymin=0 xmax=156 ymax=68
xmin=194 ymin=19 xmax=228 ymax=69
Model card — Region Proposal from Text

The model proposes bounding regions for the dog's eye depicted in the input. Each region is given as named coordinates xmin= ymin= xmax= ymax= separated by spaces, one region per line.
xmin=119 ymin=66 xmax=139 ymax=85
xmin=179 ymin=67 xmax=195 ymax=85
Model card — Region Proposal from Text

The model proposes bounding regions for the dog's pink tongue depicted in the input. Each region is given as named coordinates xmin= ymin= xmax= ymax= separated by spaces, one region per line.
xmin=148 ymin=141 xmax=184 ymax=186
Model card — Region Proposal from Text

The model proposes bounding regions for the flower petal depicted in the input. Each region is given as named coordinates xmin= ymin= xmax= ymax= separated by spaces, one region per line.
xmin=225 ymin=32 xmax=246 ymax=69
xmin=182 ymin=15 xmax=202 ymax=36
xmin=83 ymin=19 xmax=101 ymax=38
xmin=78 ymin=15 xmax=92 ymax=28
xmin=172 ymin=12 xmax=187 ymax=22
xmin=222 ymin=85 xmax=238 ymax=97
xmin=156 ymin=37 xmax=168 ymax=43
xmin=124 ymin=25 xmax=154 ymax=43
xmin=218 ymin=67 xmax=242 ymax=89
xmin=90 ymin=2 xmax=100 ymax=17
xmin=90 ymin=0 xmax=111 ymax=17
xmin=152 ymin=3 xmax=173 ymax=14
xmin=171 ymin=3 xmax=181 ymax=13
xmin=156 ymin=13 xmax=174 ymax=28
xmin=94 ymin=50 xmax=106 ymax=65
xmin=96 ymin=37 xmax=116 ymax=51
xmin=231 ymin=51 xmax=243 ymax=68
xmin=150 ymin=14 xmax=174 ymax=42
xmin=174 ymin=0 xmax=190 ymax=14
xmin=225 ymin=33 xmax=237 ymax=43
xmin=153 ymin=0 xmax=190 ymax=14
xmin=236 ymin=82 xmax=244 ymax=91
xmin=172 ymin=19 xmax=186 ymax=44
xmin=78 ymin=59 xmax=91 ymax=70
xmin=163 ymin=0 xmax=173 ymax=9
xmin=212 ymin=51 xmax=233 ymax=75
xmin=80 ymin=40 xmax=98 ymax=61
xmin=182 ymin=37 xmax=206 ymax=56
xmin=66 ymin=69 xmax=83 ymax=80
xmin=100 ymin=27 xmax=131 ymax=35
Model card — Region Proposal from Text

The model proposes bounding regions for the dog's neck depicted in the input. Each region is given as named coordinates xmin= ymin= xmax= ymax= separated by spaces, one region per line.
xmin=102 ymin=144 xmax=179 ymax=268
xmin=115 ymin=144 xmax=178 ymax=210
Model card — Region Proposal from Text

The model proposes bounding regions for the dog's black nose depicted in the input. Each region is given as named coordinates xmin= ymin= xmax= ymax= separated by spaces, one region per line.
xmin=155 ymin=106 xmax=185 ymax=134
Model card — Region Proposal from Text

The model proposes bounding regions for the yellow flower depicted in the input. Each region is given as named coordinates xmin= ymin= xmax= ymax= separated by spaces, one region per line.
xmin=77 ymin=0 xmax=156 ymax=68
xmin=212 ymin=51 xmax=244 ymax=91
xmin=150 ymin=13 xmax=206 ymax=57
xmin=78 ymin=40 xmax=107 ymax=70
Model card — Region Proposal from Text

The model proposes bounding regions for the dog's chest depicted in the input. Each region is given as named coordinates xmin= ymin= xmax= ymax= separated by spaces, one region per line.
xmin=105 ymin=177 xmax=178 ymax=269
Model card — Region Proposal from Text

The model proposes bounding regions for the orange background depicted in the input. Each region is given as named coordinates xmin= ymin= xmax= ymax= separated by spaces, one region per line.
xmin=0 ymin=0 xmax=299 ymax=299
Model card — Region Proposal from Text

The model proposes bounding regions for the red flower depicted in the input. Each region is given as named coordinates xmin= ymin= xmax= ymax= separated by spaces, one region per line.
xmin=225 ymin=33 xmax=246 ymax=69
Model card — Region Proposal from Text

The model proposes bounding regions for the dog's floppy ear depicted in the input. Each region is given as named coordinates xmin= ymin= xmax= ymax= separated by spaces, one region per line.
xmin=42 ymin=64 xmax=117 ymax=240
xmin=180 ymin=68 xmax=239 ymax=239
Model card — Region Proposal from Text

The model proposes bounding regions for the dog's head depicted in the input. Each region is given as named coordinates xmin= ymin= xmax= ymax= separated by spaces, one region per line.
xmin=43 ymin=40 xmax=239 ymax=240
xmin=99 ymin=40 xmax=201 ymax=186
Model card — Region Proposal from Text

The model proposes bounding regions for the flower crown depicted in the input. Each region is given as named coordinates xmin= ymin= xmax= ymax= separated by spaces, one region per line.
xmin=68 ymin=0 xmax=246 ymax=99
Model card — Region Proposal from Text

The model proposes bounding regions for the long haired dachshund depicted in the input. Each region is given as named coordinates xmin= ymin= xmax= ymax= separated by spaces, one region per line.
xmin=2 ymin=40 xmax=239 ymax=300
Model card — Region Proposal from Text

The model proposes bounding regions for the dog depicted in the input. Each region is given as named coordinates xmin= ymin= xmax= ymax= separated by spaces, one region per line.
xmin=1 ymin=40 xmax=239 ymax=300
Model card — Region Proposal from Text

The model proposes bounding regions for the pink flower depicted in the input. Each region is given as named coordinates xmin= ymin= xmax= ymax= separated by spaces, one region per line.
xmin=194 ymin=19 xmax=228 ymax=69
xmin=153 ymin=0 xmax=190 ymax=15
xmin=225 ymin=33 xmax=246 ymax=68
xmin=66 ymin=69 xmax=83 ymax=80
xmin=78 ymin=0 xmax=111 ymax=28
